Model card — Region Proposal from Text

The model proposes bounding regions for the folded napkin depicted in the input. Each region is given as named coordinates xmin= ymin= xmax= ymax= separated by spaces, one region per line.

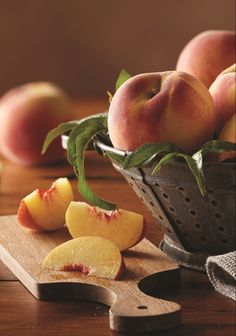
xmin=206 ymin=251 xmax=236 ymax=301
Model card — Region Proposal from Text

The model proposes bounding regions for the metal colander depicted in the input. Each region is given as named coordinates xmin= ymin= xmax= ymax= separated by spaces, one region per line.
xmin=95 ymin=139 xmax=236 ymax=272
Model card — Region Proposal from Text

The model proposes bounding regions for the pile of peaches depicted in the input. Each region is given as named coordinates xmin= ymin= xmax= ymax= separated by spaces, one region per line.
xmin=0 ymin=30 xmax=235 ymax=166
xmin=0 ymin=30 xmax=235 ymax=279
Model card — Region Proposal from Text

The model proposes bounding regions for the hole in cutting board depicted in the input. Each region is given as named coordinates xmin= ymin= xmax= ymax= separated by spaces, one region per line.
xmin=137 ymin=305 xmax=148 ymax=309
xmin=138 ymin=268 xmax=181 ymax=300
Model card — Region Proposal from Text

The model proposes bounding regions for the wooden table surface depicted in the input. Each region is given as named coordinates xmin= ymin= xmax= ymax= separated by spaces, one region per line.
xmin=0 ymin=99 xmax=235 ymax=336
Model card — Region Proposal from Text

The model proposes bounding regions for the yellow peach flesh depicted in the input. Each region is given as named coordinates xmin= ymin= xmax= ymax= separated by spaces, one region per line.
xmin=66 ymin=201 xmax=145 ymax=251
xmin=43 ymin=236 xmax=125 ymax=280
xmin=17 ymin=178 xmax=73 ymax=231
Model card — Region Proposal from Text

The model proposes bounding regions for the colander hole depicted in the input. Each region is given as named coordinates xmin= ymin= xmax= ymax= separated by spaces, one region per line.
xmin=154 ymin=182 xmax=160 ymax=187
xmin=159 ymin=215 xmax=164 ymax=221
xmin=169 ymin=206 xmax=175 ymax=212
xmin=141 ymin=188 xmax=146 ymax=193
xmin=218 ymin=226 xmax=225 ymax=232
xmin=139 ymin=197 xmax=144 ymax=202
xmin=185 ymin=197 xmax=191 ymax=203
xmin=211 ymin=200 xmax=218 ymax=206
xmin=130 ymin=176 xmax=135 ymax=180
xmin=190 ymin=210 xmax=197 ymax=216
xmin=207 ymin=189 xmax=213 ymax=194
xmin=150 ymin=201 xmax=154 ymax=207
xmin=167 ymin=228 xmax=172 ymax=233
xmin=178 ymin=186 xmax=185 ymax=191
xmin=200 ymin=236 xmax=206 ymax=242
xmin=129 ymin=182 xmax=134 ymax=187
xmin=163 ymin=193 xmax=168 ymax=199
xmin=195 ymin=223 xmax=201 ymax=229
xmin=176 ymin=219 xmax=182 ymax=225
xmin=214 ymin=213 xmax=222 ymax=219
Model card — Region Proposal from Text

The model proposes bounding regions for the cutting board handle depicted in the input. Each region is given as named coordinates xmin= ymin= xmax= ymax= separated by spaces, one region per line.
xmin=0 ymin=216 xmax=182 ymax=333
xmin=109 ymin=282 xmax=180 ymax=332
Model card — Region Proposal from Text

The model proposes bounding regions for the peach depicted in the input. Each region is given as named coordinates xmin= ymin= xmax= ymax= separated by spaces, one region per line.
xmin=0 ymin=82 xmax=72 ymax=166
xmin=66 ymin=201 xmax=145 ymax=251
xmin=17 ymin=177 xmax=73 ymax=231
xmin=209 ymin=64 xmax=236 ymax=135
xmin=176 ymin=30 xmax=236 ymax=88
xmin=108 ymin=71 xmax=216 ymax=154
xmin=217 ymin=115 xmax=236 ymax=162
xmin=43 ymin=236 xmax=125 ymax=280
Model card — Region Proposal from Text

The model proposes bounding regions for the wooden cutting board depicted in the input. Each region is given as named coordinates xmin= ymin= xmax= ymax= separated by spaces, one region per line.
xmin=0 ymin=215 xmax=181 ymax=333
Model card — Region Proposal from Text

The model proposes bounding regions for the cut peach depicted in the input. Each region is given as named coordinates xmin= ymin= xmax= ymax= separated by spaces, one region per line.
xmin=17 ymin=177 xmax=73 ymax=231
xmin=42 ymin=236 xmax=125 ymax=280
xmin=65 ymin=201 xmax=146 ymax=251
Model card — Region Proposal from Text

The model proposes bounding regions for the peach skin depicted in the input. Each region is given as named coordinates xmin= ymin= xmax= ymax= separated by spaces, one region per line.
xmin=0 ymin=82 xmax=72 ymax=166
xmin=108 ymin=71 xmax=216 ymax=154
xmin=176 ymin=30 xmax=236 ymax=88
xmin=209 ymin=64 xmax=236 ymax=135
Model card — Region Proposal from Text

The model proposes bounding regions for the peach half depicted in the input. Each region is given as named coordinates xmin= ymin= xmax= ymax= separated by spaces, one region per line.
xmin=66 ymin=201 xmax=146 ymax=251
xmin=43 ymin=236 xmax=125 ymax=280
xmin=17 ymin=178 xmax=73 ymax=231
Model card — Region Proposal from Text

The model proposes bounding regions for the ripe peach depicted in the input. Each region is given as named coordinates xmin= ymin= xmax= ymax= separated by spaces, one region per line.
xmin=43 ymin=236 xmax=125 ymax=280
xmin=66 ymin=201 xmax=146 ymax=251
xmin=217 ymin=115 xmax=236 ymax=162
xmin=0 ymin=82 xmax=72 ymax=166
xmin=209 ymin=64 xmax=236 ymax=135
xmin=108 ymin=71 xmax=216 ymax=154
xmin=17 ymin=177 xmax=73 ymax=231
xmin=176 ymin=30 xmax=236 ymax=88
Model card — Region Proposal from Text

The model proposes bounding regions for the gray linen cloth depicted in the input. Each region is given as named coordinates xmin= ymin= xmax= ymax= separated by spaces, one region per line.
xmin=206 ymin=251 xmax=236 ymax=301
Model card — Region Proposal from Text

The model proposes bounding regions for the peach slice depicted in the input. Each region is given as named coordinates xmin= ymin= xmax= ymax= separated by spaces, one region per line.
xmin=17 ymin=177 xmax=73 ymax=231
xmin=65 ymin=201 xmax=146 ymax=251
xmin=42 ymin=236 xmax=125 ymax=280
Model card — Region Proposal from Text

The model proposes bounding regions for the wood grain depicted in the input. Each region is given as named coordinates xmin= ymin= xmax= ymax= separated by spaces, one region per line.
xmin=0 ymin=215 xmax=181 ymax=333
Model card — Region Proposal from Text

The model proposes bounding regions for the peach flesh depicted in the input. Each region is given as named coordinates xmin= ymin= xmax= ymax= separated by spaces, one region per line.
xmin=17 ymin=200 xmax=42 ymax=231
xmin=43 ymin=236 xmax=125 ymax=280
xmin=17 ymin=177 xmax=73 ymax=231
xmin=66 ymin=202 xmax=146 ymax=251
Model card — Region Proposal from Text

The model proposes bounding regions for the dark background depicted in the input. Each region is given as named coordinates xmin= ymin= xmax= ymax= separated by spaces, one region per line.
xmin=0 ymin=0 xmax=235 ymax=97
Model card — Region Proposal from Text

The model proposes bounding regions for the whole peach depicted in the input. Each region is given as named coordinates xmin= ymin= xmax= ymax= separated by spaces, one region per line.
xmin=176 ymin=30 xmax=236 ymax=88
xmin=0 ymin=82 xmax=72 ymax=166
xmin=108 ymin=71 xmax=216 ymax=154
xmin=209 ymin=64 xmax=236 ymax=135
xmin=217 ymin=114 xmax=236 ymax=162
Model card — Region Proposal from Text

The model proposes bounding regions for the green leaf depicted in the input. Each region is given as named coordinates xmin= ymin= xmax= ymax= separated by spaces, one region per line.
xmin=123 ymin=143 xmax=182 ymax=169
xmin=41 ymin=111 xmax=108 ymax=155
xmin=152 ymin=152 xmax=205 ymax=196
xmin=41 ymin=121 xmax=78 ymax=154
xmin=193 ymin=140 xmax=236 ymax=164
xmin=67 ymin=115 xmax=117 ymax=210
xmin=105 ymin=152 xmax=126 ymax=166
xmin=67 ymin=115 xmax=107 ymax=166
xmin=115 ymin=69 xmax=132 ymax=91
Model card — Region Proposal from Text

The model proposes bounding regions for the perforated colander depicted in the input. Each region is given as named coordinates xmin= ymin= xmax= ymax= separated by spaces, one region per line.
xmin=94 ymin=139 xmax=236 ymax=271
